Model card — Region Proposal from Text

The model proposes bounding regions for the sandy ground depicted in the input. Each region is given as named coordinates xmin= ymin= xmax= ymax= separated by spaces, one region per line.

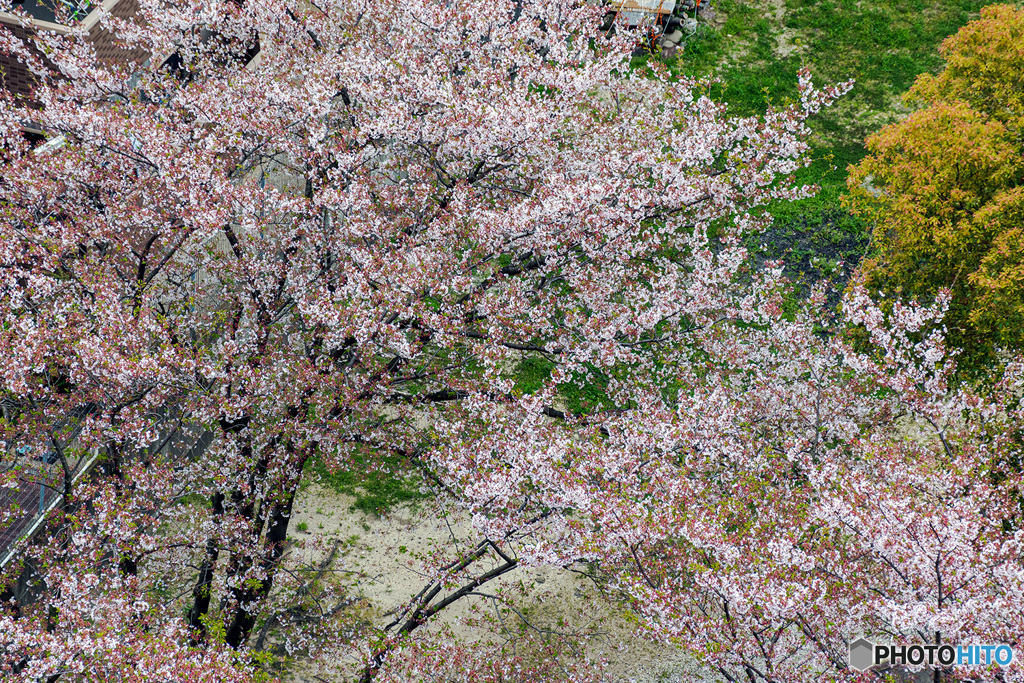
xmin=278 ymin=483 xmax=710 ymax=682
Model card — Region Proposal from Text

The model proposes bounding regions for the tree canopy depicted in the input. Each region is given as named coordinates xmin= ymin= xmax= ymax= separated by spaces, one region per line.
xmin=0 ymin=1 xmax=1023 ymax=682
xmin=845 ymin=4 xmax=1024 ymax=362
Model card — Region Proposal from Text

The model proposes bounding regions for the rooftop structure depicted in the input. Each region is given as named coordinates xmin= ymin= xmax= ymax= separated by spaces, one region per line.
xmin=1 ymin=0 xmax=145 ymax=120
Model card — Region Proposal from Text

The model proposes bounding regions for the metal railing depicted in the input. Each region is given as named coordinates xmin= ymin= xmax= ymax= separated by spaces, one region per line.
xmin=0 ymin=406 xmax=214 ymax=569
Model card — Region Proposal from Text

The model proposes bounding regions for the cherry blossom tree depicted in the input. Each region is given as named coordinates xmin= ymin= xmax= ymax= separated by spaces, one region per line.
xmin=2 ymin=0 xmax=1021 ymax=681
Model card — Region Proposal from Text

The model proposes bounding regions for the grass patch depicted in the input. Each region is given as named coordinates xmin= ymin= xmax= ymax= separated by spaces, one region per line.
xmin=514 ymin=356 xmax=556 ymax=395
xmin=513 ymin=357 xmax=616 ymax=415
xmin=783 ymin=0 xmax=987 ymax=111
xmin=679 ymin=0 xmax=989 ymax=120
xmin=559 ymin=366 xmax=617 ymax=414
xmin=309 ymin=451 xmax=426 ymax=516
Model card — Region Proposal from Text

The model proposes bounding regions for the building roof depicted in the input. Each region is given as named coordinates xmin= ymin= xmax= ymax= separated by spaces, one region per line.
xmin=0 ymin=0 xmax=146 ymax=105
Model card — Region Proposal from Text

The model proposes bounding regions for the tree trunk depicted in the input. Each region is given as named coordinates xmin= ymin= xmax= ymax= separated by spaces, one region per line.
xmin=187 ymin=491 xmax=225 ymax=640
xmin=224 ymin=444 xmax=311 ymax=649
xmin=224 ymin=481 xmax=299 ymax=648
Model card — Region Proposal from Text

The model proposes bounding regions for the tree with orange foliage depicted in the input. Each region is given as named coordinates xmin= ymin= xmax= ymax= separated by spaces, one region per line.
xmin=845 ymin=3 xmax=1024 ymax=364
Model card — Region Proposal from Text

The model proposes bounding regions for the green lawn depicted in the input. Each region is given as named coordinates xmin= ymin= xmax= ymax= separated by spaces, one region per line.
xmin=656 ymin=0 xmax=993 ymax=285
xmin=679 ymin=0 xmax=990 ymax=135
xmin=308 ymin=451 xmax=427 ymax=515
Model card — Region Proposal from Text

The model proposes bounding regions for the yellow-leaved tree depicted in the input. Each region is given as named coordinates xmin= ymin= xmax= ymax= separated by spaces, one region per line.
xmin=844 ymin=3 xmax=1024 ymax=365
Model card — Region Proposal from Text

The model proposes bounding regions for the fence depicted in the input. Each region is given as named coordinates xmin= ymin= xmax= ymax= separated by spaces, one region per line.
xmin=0 ymin=405 xmax=214 ymax=569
